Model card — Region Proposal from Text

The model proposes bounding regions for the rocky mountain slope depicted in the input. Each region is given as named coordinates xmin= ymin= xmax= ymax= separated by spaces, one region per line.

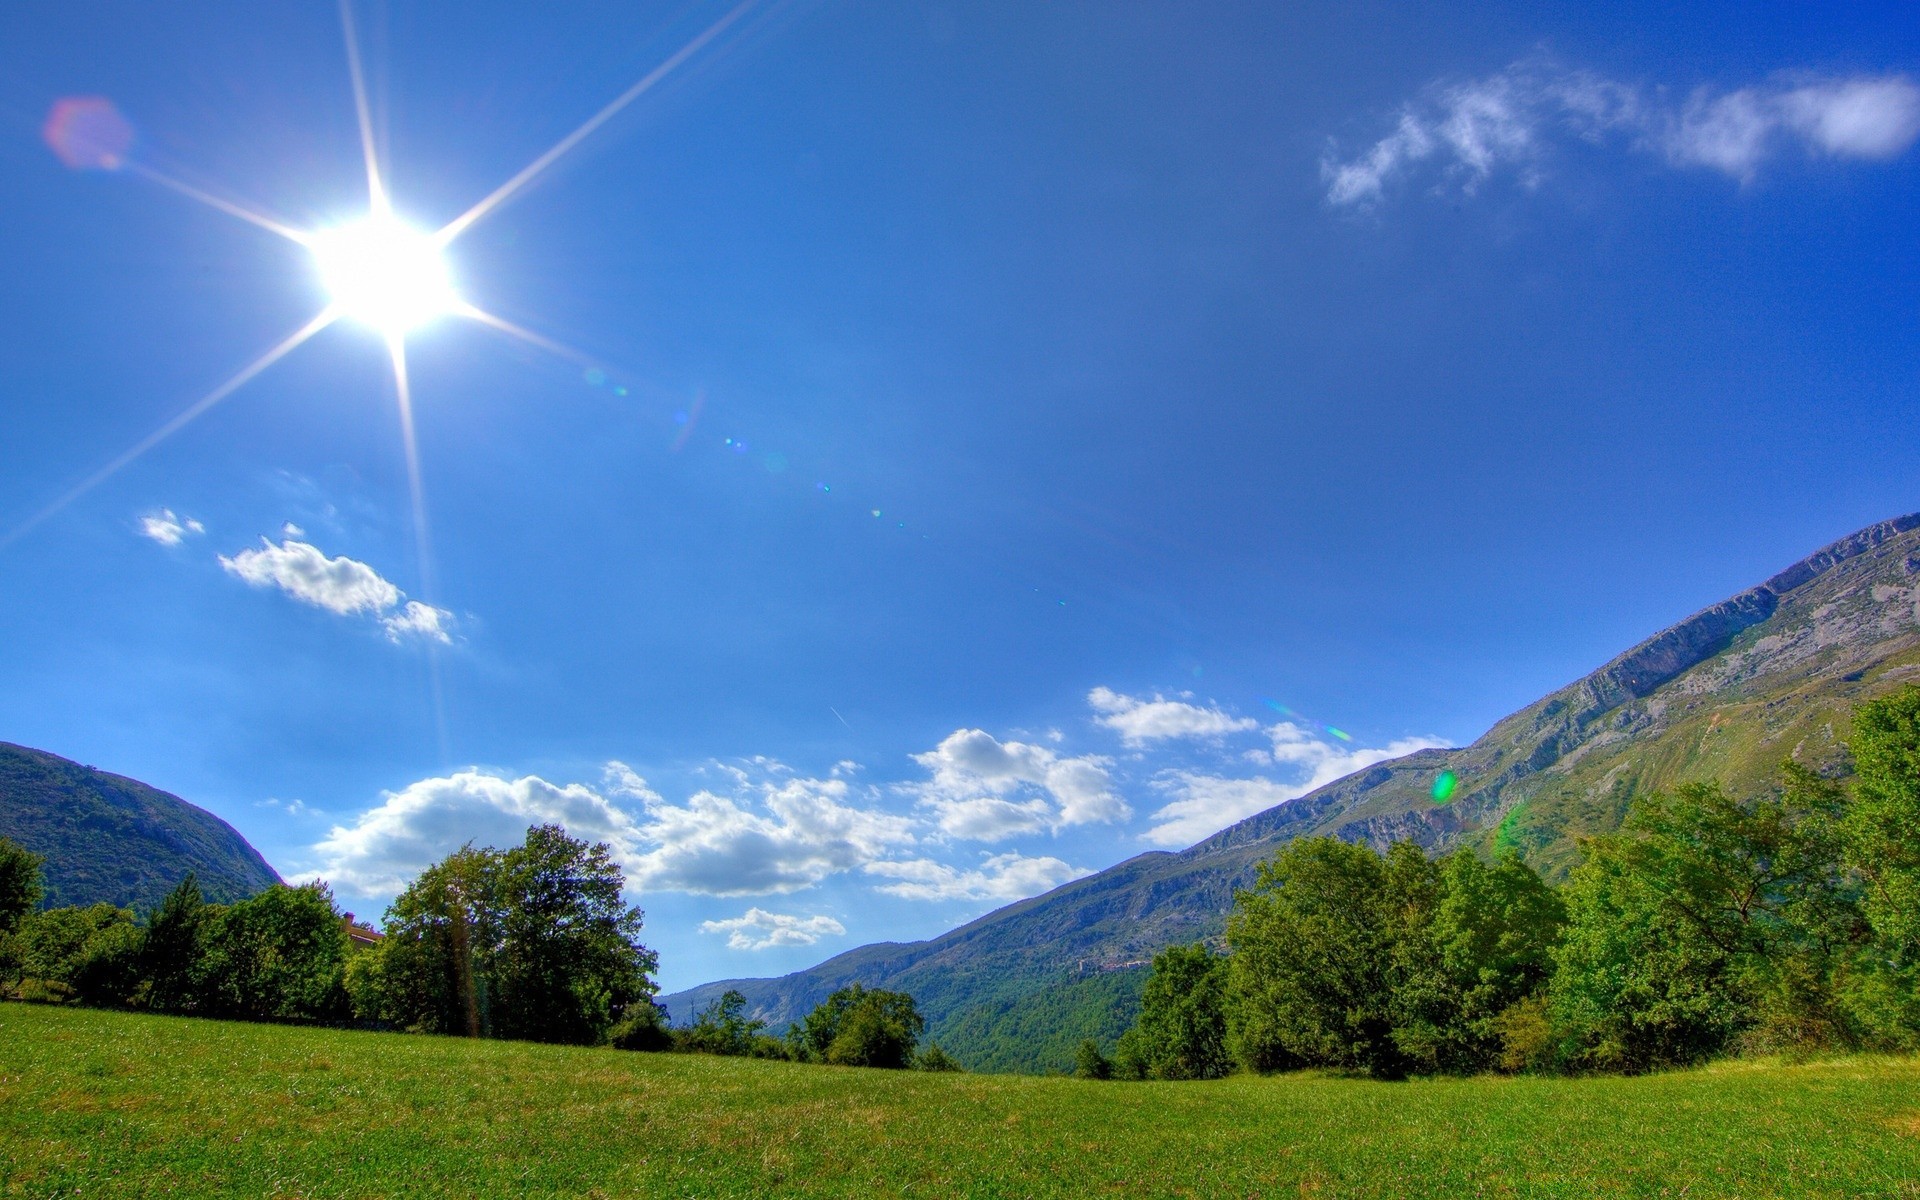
xmin=0 ymin=742 xmax=281 ymax=912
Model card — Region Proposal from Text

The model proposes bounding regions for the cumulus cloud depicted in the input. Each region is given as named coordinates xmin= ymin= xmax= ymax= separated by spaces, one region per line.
xmin=865 ymin=852 xmax=1087 ymax=902
xmin=307 ymin=770 xmax=649 ymax=895
xmin=627 ymin=775 xmax=917 ymax=896
xmin=1088 ymin=687 xmax=1259 ymax=745
xmin=910 ymin=728 xmax=1128 ymax=840
xmin=1325 ymin=59 xmax=1920 ymax=206
xmin=1143 ymin=722 xmax=1448 ymax=847
xmin=219 ymin=537 xmax=452 ymax=644
xmin=139 ymin=509 xmax=204 ymax=546
xmin=700 ymin=907 xmax=846 ymax=951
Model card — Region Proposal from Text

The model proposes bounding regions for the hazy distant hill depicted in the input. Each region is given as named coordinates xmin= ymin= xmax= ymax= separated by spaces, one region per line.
xmin=0 ymin=743 xmax=280 ymax=912
xmin=661 ymin=513 xmax=1920 ymax=1072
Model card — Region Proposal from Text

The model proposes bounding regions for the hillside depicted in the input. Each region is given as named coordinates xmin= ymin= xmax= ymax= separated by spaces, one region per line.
xmin=662 ymin=513 xmax=1920 ymax=1071
xmin=0 ymin=742 xmax=280 ymax=912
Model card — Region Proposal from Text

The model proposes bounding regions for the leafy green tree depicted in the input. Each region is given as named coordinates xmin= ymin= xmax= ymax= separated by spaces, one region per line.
xmin=1548 ymin=773 xmax=1859 ymax=1071
xmin=352 ymin=845 xmax=497 ymax=1034
xmin=139 ymin=874 xmax=211 ymax=1014
xmin=1122 ymin=943 xmax=1233 ymax=1080
xmin=1073 ymin=1038 xmax=1112 ymax=1080
xmin=795 ymin=984 xmax=926 ymax=1068
xmin=607 ymin=1000 xmax=673 ymax=1051
xmin=0 ymin=837 xmax=44 ymax=935
xmin=12 ymin=903 xmax=141 ymax=1004
xmin=681 ymin=989 xmax=765 ymax=1056
xmin=199 ymin=883 xmax=350 ymax=1022
xmin=1840 ymin=685 xmax=1920 ymax=1046
xmin=1226 ymin=838 xmax=1418 ymax=1078
xmin=916 ymin=1042 xmax=962 ymax=1072
xmin=1391 ymin=850 xmax=1565 ymax=1073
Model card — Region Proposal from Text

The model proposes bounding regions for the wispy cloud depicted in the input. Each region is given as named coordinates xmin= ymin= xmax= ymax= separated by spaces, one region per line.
xmin=138 ymin=509 xmax=205 ymax=546
xmin=1087 ymin=687 xmax=1259 ymax=745
xmin=864 ymin=852 xmax=1086 ymax=902
xmin=700 ymin=908 xmax=846 ymax=950
xmin=1325 ymin=59 xmax=1920 ymax=207
xmin=218 ymin=536 xmax=453 ymax=644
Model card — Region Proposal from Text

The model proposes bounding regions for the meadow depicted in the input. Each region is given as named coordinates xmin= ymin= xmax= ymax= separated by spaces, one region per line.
xmin=3 ymin=1005 xmax=1918 ymax=1198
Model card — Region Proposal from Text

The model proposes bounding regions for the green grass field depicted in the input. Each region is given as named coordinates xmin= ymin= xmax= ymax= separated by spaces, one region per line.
xmin=3 ymin=1004 xmax=1918 ymax=1198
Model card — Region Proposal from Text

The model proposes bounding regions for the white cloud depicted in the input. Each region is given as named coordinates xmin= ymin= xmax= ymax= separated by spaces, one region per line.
xmin=910 ymin=728 xmax=1129 ymax=840
xmin=1325 ymin=60 xmax=1920 ymax=206
xmin=139 ymin=509 xmax=205 ymax=546
xmin=865 ymin=852 xmax=1087 ymax=902
xmin=1087 ymin=687 xmax=1259 ymax=745
xmin=1143 ymin=722 xmax=1448 ymax=846
xmin=627 ymin=774 xmax=917 ymax=896
xmin=307 ymin=770 xmax=648 ymax=895
xmin=700 ymin=907 xmax=846 ymax=951
xmin=281 ymin=522 xmax=306 ymax=538
xmin=219 ymin=536 xmax=453 ymax=644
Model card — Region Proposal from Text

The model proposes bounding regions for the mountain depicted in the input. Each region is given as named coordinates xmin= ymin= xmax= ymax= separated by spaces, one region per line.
xmin=660 ymin=513 xmax=1920 ymax=1072
xmin=0 ymin=742 xmax=281 ymax=912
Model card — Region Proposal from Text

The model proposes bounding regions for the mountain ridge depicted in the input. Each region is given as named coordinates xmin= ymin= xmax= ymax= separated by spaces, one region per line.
xmin=661 ymin=513 xmax=1920 ymax=1070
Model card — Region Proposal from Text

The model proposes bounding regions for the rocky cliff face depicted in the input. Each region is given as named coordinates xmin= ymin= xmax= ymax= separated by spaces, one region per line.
xmin=661 ymin=514 xmax=1920 ymax=1066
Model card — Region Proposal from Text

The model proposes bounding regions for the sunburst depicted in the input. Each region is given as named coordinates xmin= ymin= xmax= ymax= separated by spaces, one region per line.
xmin=4 ymin=0 xmax=760 ymax=558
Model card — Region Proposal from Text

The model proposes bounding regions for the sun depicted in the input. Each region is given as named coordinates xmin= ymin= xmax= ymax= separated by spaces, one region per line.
xmin=308 ymin=214 xmax=458 ymax=336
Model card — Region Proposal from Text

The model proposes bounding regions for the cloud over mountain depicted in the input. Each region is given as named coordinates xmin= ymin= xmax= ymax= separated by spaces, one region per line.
xmin=700 ymin=908 xmax=847 ymax=950
xmin=911 ymin=728 xmax=1128 ymax=840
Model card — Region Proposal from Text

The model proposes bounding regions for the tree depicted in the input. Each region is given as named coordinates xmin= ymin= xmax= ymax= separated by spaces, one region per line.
xmin=1226 ymin=838 xmax=1416 ymax=1078
xmin=682 ymin=989 xmax=765 ymax=1056
xmin=1120 ymin=943 xmax=1233 ymax=1080
xmin=794 ymin=984 xmax=925 ymax=1068
xmin=1073 ymin=1038 xmax=1112 ymax=1080
xmin=1548 ymin=772 xmax=1860 ymax=1071
xmin=199 ymin=883 xmax=350 ymax=1022
xmin=12 ymin=903 xmax=141 ymax=1005
xmin=916 ymin=1042 xmax=963 ymax=1072
xmin=140 ymin=874 xmax=210 ymax=1013
xmin=351 ymin=826 xmax=658 ymax=1046
xmin=0 ymin=838 xmax=44 ymax=935
xmin=1839 ymin=686 xmax=1920 ymax=1045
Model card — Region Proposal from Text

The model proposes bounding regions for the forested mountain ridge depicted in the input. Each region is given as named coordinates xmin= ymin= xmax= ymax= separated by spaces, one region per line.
xmin=662 ymin=513 xmax=1920 ymax=1071
xmin=0 ymin=742 xmax=280 ymax=912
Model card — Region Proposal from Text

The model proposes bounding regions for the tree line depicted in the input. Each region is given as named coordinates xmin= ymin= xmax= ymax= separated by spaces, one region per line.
xmin=1079 ymin=685 xmax=1920 ymax=1080
xmin=0 ymin=820 xmax=953 ymax=1070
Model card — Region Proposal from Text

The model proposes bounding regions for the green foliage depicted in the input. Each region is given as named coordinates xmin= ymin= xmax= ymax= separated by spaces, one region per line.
xmin=932 ymin=967 xmax=1144 ymax=1074
xmin=199 ymin=883 xmax=349 ymax=1022
xmin=0 ymin=742 xmax=279 ymax=912
xmin=8 ymin=1005 xmax=1920 ymax=1198
xmin=1840 ymin=685 xmax=1920 ymax=1046
xmin=1114 ymin=943 xmax=1232 ymax=1080
xmin=607 ymin=1002 xmax=672 ymax=1052
xmin=1548 ymin=771 xmax=1863 ymax=1071
xmin=679 ymin=989 xmax=765 ymax=1056
xmin=793 ymin=983 xmax=925 ymax=1069
xmin=348 ymin=826 xmax=658 ymax=1045
xmin=915 ymin=1042 xmax=962 ymax=1072
xmin=10 ymin=903 xmax=141 ymax=1006
xmin=0 ymin=836 xmax=44 ymax=934
xmin=1073 ymin=1038 xmax=1111 ymax=1080
xmin=140 ymin=874 xmax=210 ymax=1014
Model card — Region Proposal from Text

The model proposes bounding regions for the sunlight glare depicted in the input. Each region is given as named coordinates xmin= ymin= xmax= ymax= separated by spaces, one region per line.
xmin=309 ymin=215 xmax=457 ymax=335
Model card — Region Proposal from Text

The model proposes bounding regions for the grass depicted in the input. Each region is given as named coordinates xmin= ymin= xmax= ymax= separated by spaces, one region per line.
xmin=3 ymin=1005 xmax=1918 ymax=1198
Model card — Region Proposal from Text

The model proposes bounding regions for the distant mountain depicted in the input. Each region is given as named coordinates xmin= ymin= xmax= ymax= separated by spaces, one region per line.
xmin=661 ymin=513 xmax=1920 ymax=1072
xmin=0 ymin=743 xmax=281 ymax=912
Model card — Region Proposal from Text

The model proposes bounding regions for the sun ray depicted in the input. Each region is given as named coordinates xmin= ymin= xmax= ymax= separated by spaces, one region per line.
xmin=456 ymin=301 xmax=605 ymax=371
xmin=0 ymin=306 xmax=340 ymax=552
xmin=338 ymin=0 xmax=388 ymax=214
xmin=127 ymin=162 xmax=311 ymax=244
xmin=434 ymin=0 xmax=759 ymax=246
xmin=385 ymin=331 xmax=452 ymax=763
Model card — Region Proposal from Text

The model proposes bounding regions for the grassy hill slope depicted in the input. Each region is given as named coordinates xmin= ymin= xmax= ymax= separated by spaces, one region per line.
xmin=4 ymin=1004 xmax=1917 ymax=1198
xmin=664 ymin=514 xmax=1920 ymax=1071
xmin=0 ymin=742 xmax=280 ymax=912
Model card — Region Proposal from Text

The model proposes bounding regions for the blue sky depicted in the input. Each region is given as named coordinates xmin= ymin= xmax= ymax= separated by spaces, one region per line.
xmin=1 ymin=0 xmax=1915 ymax=995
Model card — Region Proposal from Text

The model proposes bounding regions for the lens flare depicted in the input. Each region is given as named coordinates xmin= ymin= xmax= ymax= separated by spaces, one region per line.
xmin=1432 ymin=770 xmax=1459 ymax=803
xmin=309 ymin=215 xmax=458 ymax=335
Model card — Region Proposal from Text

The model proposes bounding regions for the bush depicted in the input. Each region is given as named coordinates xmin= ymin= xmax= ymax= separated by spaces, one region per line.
xmin=916 ymin=1043 xmax=963 ymax=1072
xmin=794 ymin=984 xmax=925 ymax=1069
xmin=1073 ymin=1038 xmax=1111 ymax=1080
xmin=608 ymin=1002 xmax=672 ymax=1051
